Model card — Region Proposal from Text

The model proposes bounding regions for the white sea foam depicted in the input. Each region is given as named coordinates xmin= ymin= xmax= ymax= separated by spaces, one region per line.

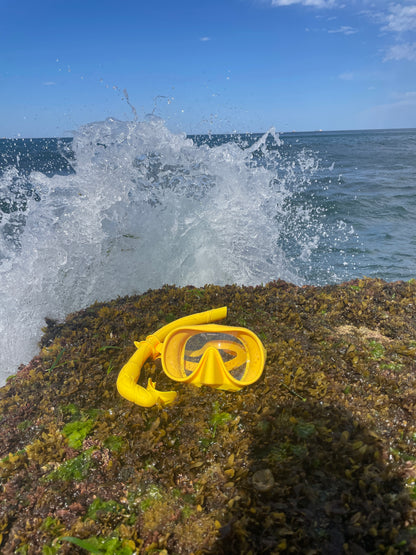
xmin=0 ymin=118 xmax=323 ymax=384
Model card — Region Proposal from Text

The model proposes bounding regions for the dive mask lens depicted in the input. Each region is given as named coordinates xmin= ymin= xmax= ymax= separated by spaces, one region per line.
xmin=161 ymin=324 xmax=265 ymax=391
xmin=183 ymin=332 xmax=248 ymax=380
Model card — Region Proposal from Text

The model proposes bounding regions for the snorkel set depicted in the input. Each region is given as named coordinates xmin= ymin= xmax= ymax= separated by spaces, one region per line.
xmin=117 ymin=307 xmax=266 ymax=407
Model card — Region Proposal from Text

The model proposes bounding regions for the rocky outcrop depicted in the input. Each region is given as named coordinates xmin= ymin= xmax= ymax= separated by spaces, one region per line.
xmin=1 ymin=279 xmax=415 ymax=554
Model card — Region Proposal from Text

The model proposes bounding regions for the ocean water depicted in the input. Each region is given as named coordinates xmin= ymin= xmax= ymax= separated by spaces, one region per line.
xmin=0 ymin=119 xmax=415 ymax=384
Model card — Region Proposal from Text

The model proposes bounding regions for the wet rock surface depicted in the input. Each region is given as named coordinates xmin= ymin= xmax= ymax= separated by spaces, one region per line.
xmin=0 ymin=279 xmax=415 ymax=554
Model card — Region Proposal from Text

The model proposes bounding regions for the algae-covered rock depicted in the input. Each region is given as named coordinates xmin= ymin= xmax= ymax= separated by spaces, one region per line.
xmin=0 ymin=279 xmax=415 ymax=554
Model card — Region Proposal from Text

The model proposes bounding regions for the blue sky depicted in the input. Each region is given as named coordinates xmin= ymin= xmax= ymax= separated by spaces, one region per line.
xmin=1 ymin=0 xmax=416 ymax=136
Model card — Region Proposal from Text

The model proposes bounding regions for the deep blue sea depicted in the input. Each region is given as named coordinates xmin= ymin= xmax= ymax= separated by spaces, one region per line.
xmin=1 ymin=119 xmax=415 ymax=383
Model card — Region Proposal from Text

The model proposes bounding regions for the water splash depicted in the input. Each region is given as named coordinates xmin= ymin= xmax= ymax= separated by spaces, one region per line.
xmin=0 ymin=118 xmax=326 ymax=383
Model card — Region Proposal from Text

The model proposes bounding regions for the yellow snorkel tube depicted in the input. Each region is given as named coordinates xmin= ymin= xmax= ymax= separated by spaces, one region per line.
xmin=116 ymin=307 xmax=266 ymax=408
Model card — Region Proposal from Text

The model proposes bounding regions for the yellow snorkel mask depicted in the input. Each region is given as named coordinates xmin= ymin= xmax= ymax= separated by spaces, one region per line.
xmin=116 ymin=307 xmax=266 ymax=407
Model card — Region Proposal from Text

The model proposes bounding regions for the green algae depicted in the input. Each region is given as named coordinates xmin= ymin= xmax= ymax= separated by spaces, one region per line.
xmin=44 ymin=448 xmax=95 ymax=482
xmin=60 ymin=402 xmax=81 ymax=419
xmin=199 ymin=401 xmax=234 ymax=450
xmin=139 ymin=485 xmax=164 ymax=511
xmin=86 ymin=498 xmax=124 ymax=521
xmin=60 ymin=535 xmax=134 ymax=555
xmin=368 ymin=339 xmax=386 ymax=360
xmin=47 ymin=348 xmax=66 ymax=373
xmin=0 ymin=279 xmax=415 ymax=554
xmin=40 ymin=517 xmax=65 ymax=536
xmin=209 ymin=401 xmax=233 ymax=436
xmin=62 ymin=419 xmax=95 ymax=449
xmin=103 ymin=435 xmax=124 ymax=453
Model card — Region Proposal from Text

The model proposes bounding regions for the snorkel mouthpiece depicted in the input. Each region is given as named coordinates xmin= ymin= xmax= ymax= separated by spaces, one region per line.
xmin=117 ymin=306 xmax=266 ymax=407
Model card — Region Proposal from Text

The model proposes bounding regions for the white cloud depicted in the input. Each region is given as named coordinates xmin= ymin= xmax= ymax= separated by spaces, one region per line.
xmin=369 ymin=90 xmax=416 ymax=114
xmin=393 ymin=91 xmax=416 ymax=101
xmin=200 ymin=36 xmax=211 ymax=41
xmin=339 ymin=71 xmax=354 ymax=80
xmin=380 ymin=91 xmax=416 ymax=108
xmin=382 ymin=4 xmax=416 ymax=33
xmin=359 ymin=90 xmax=416 ymax=128
xmin=359 ymin=3 xmax=416 ymax=63
xmin=328 ymin=25 xmax=358 ymax=35
xmin=270 ymin=0 xmax=338 ymax=7
xmin=265 ymin=0 xmax=416 ymax=65
xmin=384 ymin=42 xmax=416 ymax=62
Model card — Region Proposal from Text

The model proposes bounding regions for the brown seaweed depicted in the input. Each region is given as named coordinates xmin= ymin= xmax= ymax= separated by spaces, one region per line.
xmin=0 ymin=279 xmax=415 ymax=553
